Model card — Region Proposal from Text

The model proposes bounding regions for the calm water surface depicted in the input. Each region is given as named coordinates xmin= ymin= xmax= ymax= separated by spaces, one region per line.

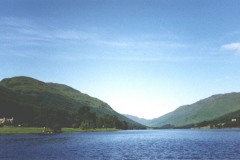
xmin=1 ymin=129 xmax=240 ymax=159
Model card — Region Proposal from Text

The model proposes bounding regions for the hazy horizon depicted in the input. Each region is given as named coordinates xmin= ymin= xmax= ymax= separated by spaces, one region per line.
xmin=1 ymin=0 xmax=240 ymax=119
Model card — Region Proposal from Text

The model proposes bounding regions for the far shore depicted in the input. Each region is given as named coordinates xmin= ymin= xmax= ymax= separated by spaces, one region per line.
xmin=0 ymin=126 xmax=120 ymax=135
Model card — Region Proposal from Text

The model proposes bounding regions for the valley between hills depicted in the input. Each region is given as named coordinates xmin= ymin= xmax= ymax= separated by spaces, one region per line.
xmin=1 ymin=76 xmax=240 ymax=132
xmin=125 ymin=92 xmax=240 ymax=129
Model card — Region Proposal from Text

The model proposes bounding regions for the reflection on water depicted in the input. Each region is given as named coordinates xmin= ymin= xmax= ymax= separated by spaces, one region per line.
xmin=1 ymin=129 xmax=240 ymax=159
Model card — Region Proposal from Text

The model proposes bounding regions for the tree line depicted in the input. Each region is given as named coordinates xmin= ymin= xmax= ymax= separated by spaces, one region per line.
xmin=1 ymin=101 xmax=129 ymax=131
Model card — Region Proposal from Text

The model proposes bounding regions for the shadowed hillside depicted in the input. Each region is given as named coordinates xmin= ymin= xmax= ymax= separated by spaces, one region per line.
xmin=0 ymin=76 xmax=145 ymax=129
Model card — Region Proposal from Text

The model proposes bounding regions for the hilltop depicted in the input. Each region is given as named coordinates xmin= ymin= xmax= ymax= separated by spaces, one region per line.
xmin=0 ymin=76 xmax=145 ymax=130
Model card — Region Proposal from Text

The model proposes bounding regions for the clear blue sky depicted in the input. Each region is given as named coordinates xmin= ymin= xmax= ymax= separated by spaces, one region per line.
xmin=1 ymin=0 xmax=240 ymax=119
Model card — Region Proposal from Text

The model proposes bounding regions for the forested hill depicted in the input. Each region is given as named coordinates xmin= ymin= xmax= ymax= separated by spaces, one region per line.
xmin=0 ymin=76 xmax=145 ymax=129
xmin=148 ymin=92 xmax=240 ymax=127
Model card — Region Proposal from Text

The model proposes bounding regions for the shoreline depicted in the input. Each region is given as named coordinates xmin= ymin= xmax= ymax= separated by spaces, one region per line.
xmin=0 ymin=126 xmax=120 ymax=136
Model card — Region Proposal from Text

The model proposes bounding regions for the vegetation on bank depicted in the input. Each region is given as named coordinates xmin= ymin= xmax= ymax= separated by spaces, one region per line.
xmin=0 ymin=126 xmax=120 ymax=135
xmin=0 ymin=106 xmax=130 ymax=133
xmin=0 ymin=126 xmax=43 ymax=135
xmin=194 ymin=109 xmax=240 ymax=129
xmin=2 ymin=107 xmax=240 ymax=135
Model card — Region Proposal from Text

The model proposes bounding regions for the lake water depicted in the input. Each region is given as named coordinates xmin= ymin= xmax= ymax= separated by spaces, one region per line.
xmin=1 ymin=129 xmax=240 ymax=159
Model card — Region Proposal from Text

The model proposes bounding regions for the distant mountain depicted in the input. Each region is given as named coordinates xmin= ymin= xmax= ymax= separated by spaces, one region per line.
xmin=0 ymin=76 xmax=145 ymax=129
xmin=149 ymin=92 xmax=240 ymax=127
xmin=123 ymin=114 xmax=150 ymax=126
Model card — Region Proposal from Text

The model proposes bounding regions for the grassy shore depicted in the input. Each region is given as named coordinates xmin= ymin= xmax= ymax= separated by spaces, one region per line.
xmin=0 ymin=126 xmax=119 ymax=135
xmin=0 ymin=126 xmax=43 ymax=135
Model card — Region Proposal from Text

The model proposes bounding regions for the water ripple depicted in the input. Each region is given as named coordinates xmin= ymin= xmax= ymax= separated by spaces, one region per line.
xmin=1 ymin=129 xmax=240 ymax=159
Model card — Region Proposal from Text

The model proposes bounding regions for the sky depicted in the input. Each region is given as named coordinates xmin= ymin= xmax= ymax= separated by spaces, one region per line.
xmin=0 ymin=0 xmax=240 ymax=119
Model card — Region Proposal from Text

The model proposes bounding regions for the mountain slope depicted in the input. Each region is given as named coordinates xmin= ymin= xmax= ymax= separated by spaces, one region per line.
xmin=0 ymin=76 xmax=144 ymax=129
xmin=189 ymin=109 xmax=240 ymax=129
xmin=149 ymin=92 xmax=240 ymax=127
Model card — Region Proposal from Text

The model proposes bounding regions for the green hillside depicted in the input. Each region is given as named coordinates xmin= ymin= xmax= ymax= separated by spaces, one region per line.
xmin=0 ymin=76 xmax=145 ymax=129
xmin=195 ymin=109 xmax=240 ymax=128
xmin=148 ymin=93 xmax=240 ymax=127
